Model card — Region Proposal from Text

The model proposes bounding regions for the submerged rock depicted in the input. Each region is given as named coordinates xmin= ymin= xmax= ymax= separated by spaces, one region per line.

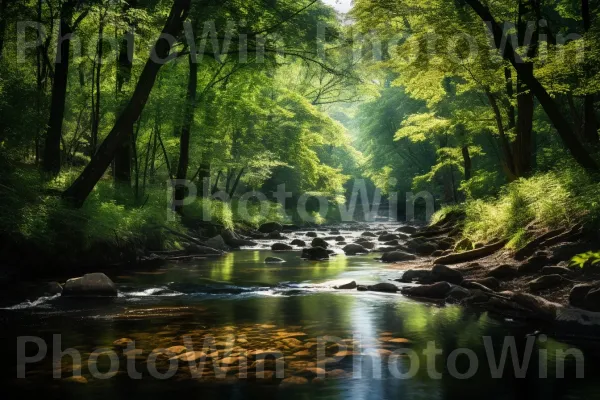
xmin=395 ymin=226 xmax=418 ymax=234
xmin=380 ymin=251 xmax=417 ymax=263
xmin=367 ymin=282 xmax=399 ymax=293
xmin=301 ymin=247 xmax=329 ymax=261
xmin=272 ymin=243 xmax=293 ymax=251
xmin=402 ymin=282 xmax=452 ymax=299
xmin=335 ymin=281 xmax=357 ymax=290
xmin=62 ymin=273 xmax=117 ymax=297
xmin=265 ymin=257 xmax=285 ymax=263
xmin=342 ymin=243 xmax=368 ymax=255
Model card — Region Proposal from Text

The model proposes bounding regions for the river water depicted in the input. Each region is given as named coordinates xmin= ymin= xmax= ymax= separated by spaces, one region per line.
xmin=2 ymin=226 xmax=599 ymax=399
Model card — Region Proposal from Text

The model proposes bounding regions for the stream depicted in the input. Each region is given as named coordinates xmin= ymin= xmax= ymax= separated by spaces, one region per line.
xmin=2 ymin=224 xmax=600 ymax=399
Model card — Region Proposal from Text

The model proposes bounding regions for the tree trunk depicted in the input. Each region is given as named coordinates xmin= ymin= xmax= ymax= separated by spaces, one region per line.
xmin=0 ymin=0 xmax=7 ymax=60
xmin=91 ymin=15 xmax=105 ymax=155
xmin=582 ymin=0 xmax=599 ymax=144
xmin=514 ymin=74 xmax=535 ymax=177
xmin=43 ymin=12 xmax=73 ymax=175
xmin=174 ymin=53 xmax=198 ymax=214
xmin=486 ymin=90 xmax=517 ymax=180
xmin=114 ymin=0 xmax=137 ymax=184
xmin=461 ymin=146 xmax=472 ymax=181
xmin=63 ymin=0 xmax=191 ymax=207
xmin=212 ymin=170 xmax=222 ymax=194
xmin=228 ymin=167 xmax=245 ymax=198
xmin=465 ymin=0 xmax=599 ymax=172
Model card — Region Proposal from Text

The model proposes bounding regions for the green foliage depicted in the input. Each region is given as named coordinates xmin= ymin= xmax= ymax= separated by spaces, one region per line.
xmin=571 ymin=251 xmax=600 ymax=269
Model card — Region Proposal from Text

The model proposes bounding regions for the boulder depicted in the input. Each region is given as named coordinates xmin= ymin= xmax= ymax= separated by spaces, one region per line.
xmin=361 ymin=232 xmax=377 ymax=237
xmin=398 ymin=269 xmax=432 ymax=283
xmin=518 ymin=255 xmax=549 ymax=275
xmin=453 ymin=237 xmax=473 ymax=252
xmin=405 ymin=238 xmax=438 ymax=256
xmin=367 ymin=282 xmax=399 ymax=293
xmin=383 ymin=240 xmax=399 ymax=246
xmin=360 ymin=241 xmax=375 ymax=250
xmin=584 ymin=287 xmax=600 ymax=311
xmin=335 ymin=236 xmax=345 ymax=242
xmin=268 ymin=231 xmax=286 ymax=239
xmin=436 ymin=239 xmax=454 ymax=251
xmin=462 ymin=277 xmax=500 ymax=291
xmin=335 ymin=281 xmax=357 ymax=290
xmin=378 ymin=234 xmax=399 ymax=242
xmin=569 ymin=284 xmax=596 ymax=308
xmin=258 ymin=222 xmax=283 ymax=233
xmin=356 ymin=285 xmax=368 ymax=291
xmin=301 ymin=247 xmax=329 ymax=261
xmin=205 ymin=235 xmax=227 ymax=250
xmin=401 ymin=282 xmax=452 ymax=299
xmin=528 ymin=275 xmax=565 ymax=291
xmin=222 ymin=230 xmax=258 ymax=247
xmin=62 ymin=273 xmax=118 ymax=297
xmin=396 ymin=226 xmax=418 ymax=234
xmin=431 ymin=264 xmax=463 ymax=284
xmin=291 ymin=239 xmax=307 ymax=247
xmin=541 ymin=266 xmax=574 ymax=277
xmin=337 ymin=242 xmax=347 ymax=245
xmin=305 ymin=232 xmax=318 ymax=238
xmin=446 ymin=286 xmax=471 ymax=303
xmin=342 ymin=243 xmax=369 ymax=255
xmin=265 ymin=257 xmax=285 ymax=263
xmin=283 ymin=224 xmax=300 ymax=231
xmin=487 ymin=264 xmax=519 ymax=280
xmin=311 ymin=237 xmax=329 ymax=248
xmin=45 ymin=282 xmax=63 ymax=295
xmin=431 ymin=250 xmax=444 ymax=257
xmin=271 ymin=243 xmax=293 ymax=251
xmin=380 ymin=251 xmax=417 ymax=263
xmin=329 ymin=229 xmax=341 ymax=235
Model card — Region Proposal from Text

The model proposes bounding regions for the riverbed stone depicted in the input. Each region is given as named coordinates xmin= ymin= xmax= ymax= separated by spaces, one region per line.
xmin=306 ymin=232 xmax=318 ymax=238
xmin=329 ymin=229 xmax=341 ymax=235
xmin=342 ymin=243 xmax=368 ymax=255
xmin=301 ymin=247 xmax=329 ymax=261
xmin=378 ymin=234 xmax=399 ymax=242
xmin=462 ymin=277 xmax=500 ymax=291
xmin=265 ymin=257 xmax=286 ymax=263
xmin=487 ymin=264 xmax=519 ymax=280
xmin=380 ymin=251 xmax=417 ymax=263
xmin=272 ymin=243 xmax=293 ymax=251
xmin=335 ymin=236 xmax=345 ymax=242
xmin=569 ymin=284 xmax=597 ymax=308
xmin=367 ymin=282 xmax=399 ymax=293
xmin=205 ymin=235 xmax=227 ymax=250
xmin=431 ymin=264 xmax=463 ymax=284
xmin=528 ymin=275 xmax=565 ymax=291
xmin=361 ymin=232 xmax=377 ymax=237
xmin=62 ymin=273 xmax=117 ymax=297
xmin=401 ymin=282 xmax=452 ymax=299
xmin=446 ymin=286 xmax=471 ymax=303
xmin=291 ymin=239 xmax=307 ymax=247
xmin=405 ymin=238 xmax=438 ymax=256
xmin=383 ymin=240 xmax=399 ymax=246
xmin=311 ymin=238 xmax=329 ymax=248
xmin=258 ymin=222 xmax=283 ymax=233
xmin=335 ymin=281 xmax=357 ymax=290
xmin=395 ymin=226 xmax=418 ymax=234
xmin=398 ymin=269 xmax=432 ymax=283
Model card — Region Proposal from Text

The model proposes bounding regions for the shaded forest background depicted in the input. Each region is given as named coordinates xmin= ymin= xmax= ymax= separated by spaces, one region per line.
xmin=1 ymin=0 xmax=600 ymax=269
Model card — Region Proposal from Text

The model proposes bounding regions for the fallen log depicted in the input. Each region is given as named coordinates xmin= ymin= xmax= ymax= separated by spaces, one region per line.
xmin=433 ymin=239 xmax=508 ymax=265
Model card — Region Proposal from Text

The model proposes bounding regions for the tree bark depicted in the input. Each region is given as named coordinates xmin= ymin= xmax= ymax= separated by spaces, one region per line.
xmin=229 ymin=167 xmax=245 ymax=198
xmin=514 ymin=74 xmax=535 ymax=177
xmin=461 ymin=146 xmax=472 ymax=181
xmin=174 ymin=53 xmax=198 ymax=214
xmin=43 ymin=9 xmax=73 ymax=175
xmin=114 ymin=0 xmax=137 ymax=184
xmin=91 ymin=13 xmax=105 ymax=155
xmin=0 ymin=0 xmax=7 ymax=60
xmin=465 ymin=0 xmax=599 ymax=172
xmin=63 ymin=0 xmax=191 ymax=207
xmin=197 ymin=164 xmax=211 ymax=196
xmin=212 ymin=170 xmax=222 ymax=194
xmin=582 ymin=0 xmax=599 ymax=143
xmin=486 ymin=90 xmax=517 ymax=180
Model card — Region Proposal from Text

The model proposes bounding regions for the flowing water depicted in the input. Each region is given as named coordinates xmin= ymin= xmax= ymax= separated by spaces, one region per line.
xmin=2 ymin=226 xmax=600 ymax=399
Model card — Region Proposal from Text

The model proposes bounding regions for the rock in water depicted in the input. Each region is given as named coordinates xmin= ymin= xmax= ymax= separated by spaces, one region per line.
xmin=62 ymin=273 xmax=118 ymax=297
xmin=378 ymin=234 xmax=399 ymax=242
xmin=342 ymin=243 xmax=368 ymax=255
xmin=361 ymin=232 xmax=377 ymax=237
xmin=380 ymin=251 xmax=417 ymax=263
xmin=305 ymin=232 xmax=318 ymax=238
xmin=271 ymin=243 xmax=293 ymax=251
xmin=398 ymin=269 xmax=432 ymax=283
xmin=265 ymin=257 xmax=285 ymax=263
xmin=205 ymin=235 xmax=227 ymax=250
xmin=367 ymin=283 xmax=399 ymax=293
xmin=335 ymin=281 xmax=357 ymax=290
xmin=569 ymin=284 xmax=596 ymax=308
xmin=395 ymin=226 xmax=418 ymax=234
xmin=401 ymin=282 xmax=452 ymax=299
xmin=291 ymin=239 xmax=307 ymax=247
xmin=431 ymin=264 xmax=463 ymax=284
xmin=301 ymin=247 xmax=329 ymax=261
xmin=311 ymin=237 xmax=329 ymax=248
xmin=258 ymin=222 xmax=283 ymax=233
